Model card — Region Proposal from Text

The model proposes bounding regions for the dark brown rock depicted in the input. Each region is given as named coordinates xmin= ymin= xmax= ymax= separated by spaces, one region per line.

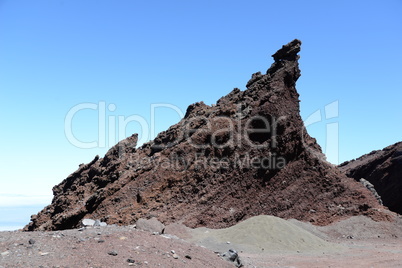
xmin=339 ymin=142 xmax=402 ymax=215
xmin=24 ymin=40 xmax=391 ymax=231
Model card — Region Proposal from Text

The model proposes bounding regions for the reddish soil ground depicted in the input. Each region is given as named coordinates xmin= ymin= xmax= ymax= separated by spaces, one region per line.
xmin=0 ymin=225 xmax=232 ymax=268
xmin=3 ymin=215 xmax=402 ymax=267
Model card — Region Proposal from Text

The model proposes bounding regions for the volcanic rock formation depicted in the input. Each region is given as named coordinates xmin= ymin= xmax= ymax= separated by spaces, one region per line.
xmin=340 ymin=142 xmax=402 ymax=215
xmin=25 ymin=40 xmax=390 ymax=231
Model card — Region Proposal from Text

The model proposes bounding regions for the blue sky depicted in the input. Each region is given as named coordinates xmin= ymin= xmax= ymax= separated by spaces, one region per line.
xmin=0 ymin=1 xmax=401 ymax=229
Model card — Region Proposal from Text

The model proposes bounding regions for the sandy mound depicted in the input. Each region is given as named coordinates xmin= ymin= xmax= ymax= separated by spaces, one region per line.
xmin=183 ymin=215 xmax=342 ymax=254
xmin=290 ymin=214 xmax=402 ymax=240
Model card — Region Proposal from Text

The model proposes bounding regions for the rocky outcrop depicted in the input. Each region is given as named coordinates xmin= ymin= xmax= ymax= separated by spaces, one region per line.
xmin=25 ymin=40 xmax=391 ymax=231
xmin=359 ymin=178 xmax=383 ymax=205
xmin=340 ymin=142 xmax=402 ymax=215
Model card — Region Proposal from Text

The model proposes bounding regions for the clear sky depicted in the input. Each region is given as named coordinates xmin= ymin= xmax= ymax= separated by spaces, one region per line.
xmin=0 ymin=0 xmax=401 ymax=229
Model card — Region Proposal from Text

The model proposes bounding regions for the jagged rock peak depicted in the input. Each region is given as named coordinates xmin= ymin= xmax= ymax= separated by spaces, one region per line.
xmin=272 ymin=39 xmax=301 ymax=62
xmin=24 ymin=40 xmax=391 ymax=232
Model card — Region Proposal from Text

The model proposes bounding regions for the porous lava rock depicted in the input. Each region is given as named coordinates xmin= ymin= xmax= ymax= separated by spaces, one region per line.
xmin=340 ymin=142 xmax=402 ymax=215
xmin=25 ymin=40 xmax=390 ymax=231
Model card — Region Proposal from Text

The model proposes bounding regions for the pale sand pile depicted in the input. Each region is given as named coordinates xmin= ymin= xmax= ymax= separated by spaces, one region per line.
xmin=289 ymin=214 xmax=402 ymax=240
xmin=183 ymin=215 xmax=343 ymax=254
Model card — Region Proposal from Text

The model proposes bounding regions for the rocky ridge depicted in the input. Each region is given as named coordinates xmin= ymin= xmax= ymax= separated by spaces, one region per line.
xmin=25 ymin=40 xmax=391 ymax=231
xmin=340 ymin=142 xmax=402 ymax=215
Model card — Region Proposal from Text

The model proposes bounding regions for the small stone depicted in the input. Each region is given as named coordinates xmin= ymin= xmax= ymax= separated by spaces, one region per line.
xmin=172 ymin=253 xmax=179 ymax=259
xmin=98 ymin=239 xmax=105 ymax=243
xmin=136 ymin=217 xmax=165 ymax=234
xmin=185 ymin=255 xmax=192 ymax=259
xmin=28 ymin=239 xmax=36 ymax=245
xmin=108 ymin=251 xmax=118 ymax=256
xmin=82 ymin=219 xmax=95 ymax=227
xmin=222 ymin=249 xmax=240 ymax=262
xmin=127 ymin=258 xmax=136 ymax=263
xmin=40 ymin=252 xmax=50 ymax=256
xmin=1 ymin=251 xmax=10 ymax=257
xmin=170 ymin=250 xmax=175 ymax=254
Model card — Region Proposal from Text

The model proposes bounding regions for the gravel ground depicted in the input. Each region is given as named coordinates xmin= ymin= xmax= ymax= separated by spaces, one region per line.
xmin=239 ymin=239 xmax=402 ymax=268
xmin=175 ymin=215 xmax=402 ymax=267
xmin=241 ymin=215 xmax=402 ymax=267
xmin=0 ymin=225 xmax=233 ymax=268
xmin=1 ymin=215 xmax=402 ymax=267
